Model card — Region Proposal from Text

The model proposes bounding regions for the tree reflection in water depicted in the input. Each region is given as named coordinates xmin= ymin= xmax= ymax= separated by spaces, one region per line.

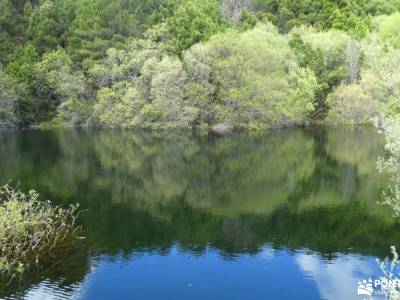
xmin=0 ymin=128 xmax=398 ymax=299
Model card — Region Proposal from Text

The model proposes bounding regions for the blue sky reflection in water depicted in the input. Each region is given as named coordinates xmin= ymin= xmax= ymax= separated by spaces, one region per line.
xmin=22 ymin=248 xmax=382 ymax=300
xmin=0 ymin=128 xmax=398 ymax=300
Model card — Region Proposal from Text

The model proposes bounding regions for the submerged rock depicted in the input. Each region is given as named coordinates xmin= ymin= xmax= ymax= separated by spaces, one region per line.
xmin=210 ymin=123 xmax=232 ymax=135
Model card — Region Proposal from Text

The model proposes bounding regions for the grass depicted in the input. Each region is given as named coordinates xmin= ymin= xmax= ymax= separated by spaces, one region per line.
xmin=0 ymin=184 xmax=81 ymax=280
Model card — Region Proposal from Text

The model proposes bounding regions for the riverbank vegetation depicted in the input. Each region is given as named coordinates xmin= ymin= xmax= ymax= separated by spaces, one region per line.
xmin=0 ymin=184 xmax=80 ymax=279
xmin=1 ymin=0 xmax=400 ymax=129
xmin=376 ymin=119 xmax=400 ymax=299
xmin=379 ymin=118 xmax=400 ymax=216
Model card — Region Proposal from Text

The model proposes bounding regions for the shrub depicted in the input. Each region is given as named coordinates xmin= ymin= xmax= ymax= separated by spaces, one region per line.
xmin=291 ymin=27 xmax=355 ymax=95
xmin=33 ymin=48 xmax=88 ymax=102
xmin=94 ymin=82 xmax=146 ymax=128
xmin=91 ymin=23 xmax=318 ymax=129
xmin=378 ymin=118 xmax=400 ymax=216
xmin=0 ymin=185 xmax=80 ymax=278
xmin=360 ymin=43 xmax=400 ymax=105
xmin=183 ymin=43 xmax=215 ymax=123
xmin=32 ymin=48 xmax=89 ymax=122
xmin=88 ymin=40 xmax=163 ymax=89
xmin=202 ymin=24 xmax=318 ymax=128
xmin=57 ymin=98 xmax=94 ymax=127
xmin=326 ymin=84 xmax=379 ymax=125
xmin=144 ymin=56 xmax=199 ymax=128
xmin=376 ymin=13 xmax=400 ymax=49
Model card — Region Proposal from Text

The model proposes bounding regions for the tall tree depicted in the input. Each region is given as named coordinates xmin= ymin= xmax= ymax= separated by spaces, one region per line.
xmin=26 ymin=0 xmax=76 ymax=54
xmin=166 ymin=0 xmax=225 ymax=55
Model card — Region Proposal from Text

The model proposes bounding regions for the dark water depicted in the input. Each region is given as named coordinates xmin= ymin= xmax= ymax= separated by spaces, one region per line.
xmin=0 ymin=128 xmax=399 ymax=300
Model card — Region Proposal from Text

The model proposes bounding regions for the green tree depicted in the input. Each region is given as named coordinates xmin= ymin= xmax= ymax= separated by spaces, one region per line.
xmin=26 ymin=0 xmax=76 ymax=54
xmin=0 ymin=70 xmax=22 ymax=127
xmin=88 ymin=40 xmax=162 ymax=89
xmin=326 ymin=84 xmax=379 ymax=125
xmin=67 ymin=0 xmax=169 ymax=69
xmin=376 ymin=13 xmax=400 ymax=49
xmin=238 ymin=10 xmax=258 ymax=31
xmin=366 ymin=0 xmax=400 ymax=15
xmin=122 ymin=0 xmax=178 ymax=31
xmin=94 ymin=82 xmax=146 ymax=128
xmin=0 ymin=0 xmax=23 ymax=64
xmin=291 ymin=28 xmax=354 ymax=113
xmin=251 ymin=0 xmax=374 ymax=37
xmin=166 ymin=0 xmax=225 ymax=55
xmin=289 ymin=34 xmax=326 ymax=110
xmin=5 ymin=43 xmax=38 ymax=83
xmin=67 ymin=0 xmax=114 ymax=69
xmin=32 ymin=48 xmax=88 ymax=121
xmin=192 ymin=24 xmax=318 ymax=128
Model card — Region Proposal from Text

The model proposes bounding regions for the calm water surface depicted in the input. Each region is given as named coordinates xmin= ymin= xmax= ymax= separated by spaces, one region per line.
xmin=0 ymin=128 xmax=399 ymax=300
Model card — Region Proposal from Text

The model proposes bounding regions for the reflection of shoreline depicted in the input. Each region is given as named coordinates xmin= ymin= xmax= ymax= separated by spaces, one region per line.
xmin=0 ymin=128 xmax=395 ymax=298
xmin=0 ymin=129 xmax=397 ymax=256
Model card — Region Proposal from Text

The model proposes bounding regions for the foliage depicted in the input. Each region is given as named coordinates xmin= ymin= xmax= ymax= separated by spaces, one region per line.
xmin=375 ymin=13 xmax=400 ymax=49
xmin=26 ymin=0 xmax=76 ymax=54
xmin=32 ymin=48 xmax=88 ymax=121
xmin=237 ymin=10 xmax=258 ymax=31
xmin=0 ymin=0 xmax=24 ymax=65
xmin=377 ymin=119 xmax=400 ymax=299
xmin=203 ymin=24 xmax=317 ymax=128
xmin=0 ymin=184 xmax=80 ymax=278
xmin=66 ymin=0 xmax=113 ymax=69
xmin=94 ymin=82 xmax=145 ymax=128
xmin=289 ymin=27 xmax=361 ymax=117
xmin=90 ymin=24 xmax=317 ymax=129
xmin=57 ymin=97 xmax=93 ymax=127
xmin=325 ymin=34 xmax=400 ymax=124
xmin=251 ymin=0 xmax=391 ymax=37
xmin=88 ymin=39 xmax=163 ymax=89
xmin=360 ymin=44 xmax=400 ymax=116
xmin=93 ymin=57 xmax=198 ymax=129
xmin=0 ymin=70 xmax=22 ymax=128
xmin=166 ymin=0 xmax=225 ymax=55
xmin=66 ymin=0 xmax=176 ymax=69
xmin=366 ymin=0 xmax=400 ymax=15
xmin=378 ymin=118 xmax=400 ymax=217
xmin=289 ymin=33 xmax=332 ymax=110
xmin=0 ymin=0 xmax=399 ymax=128
xmin=220 ymin=0 xmax=254 ymax=22
xmin=326 ymin=84 xmax=379 ymax=125
xmin=5 ymin=43 xmax=39 ymax=83
xmin=294 ymin=28 xmax=353 ymax=83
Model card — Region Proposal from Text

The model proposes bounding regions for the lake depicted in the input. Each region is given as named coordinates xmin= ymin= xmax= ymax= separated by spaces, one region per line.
xmin=0 ymin=128 xmax=399 ymax=300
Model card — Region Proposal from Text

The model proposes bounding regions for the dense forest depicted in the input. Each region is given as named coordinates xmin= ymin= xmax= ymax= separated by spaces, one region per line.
xmin=1 ymin=0 xmax=400 ymax=129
